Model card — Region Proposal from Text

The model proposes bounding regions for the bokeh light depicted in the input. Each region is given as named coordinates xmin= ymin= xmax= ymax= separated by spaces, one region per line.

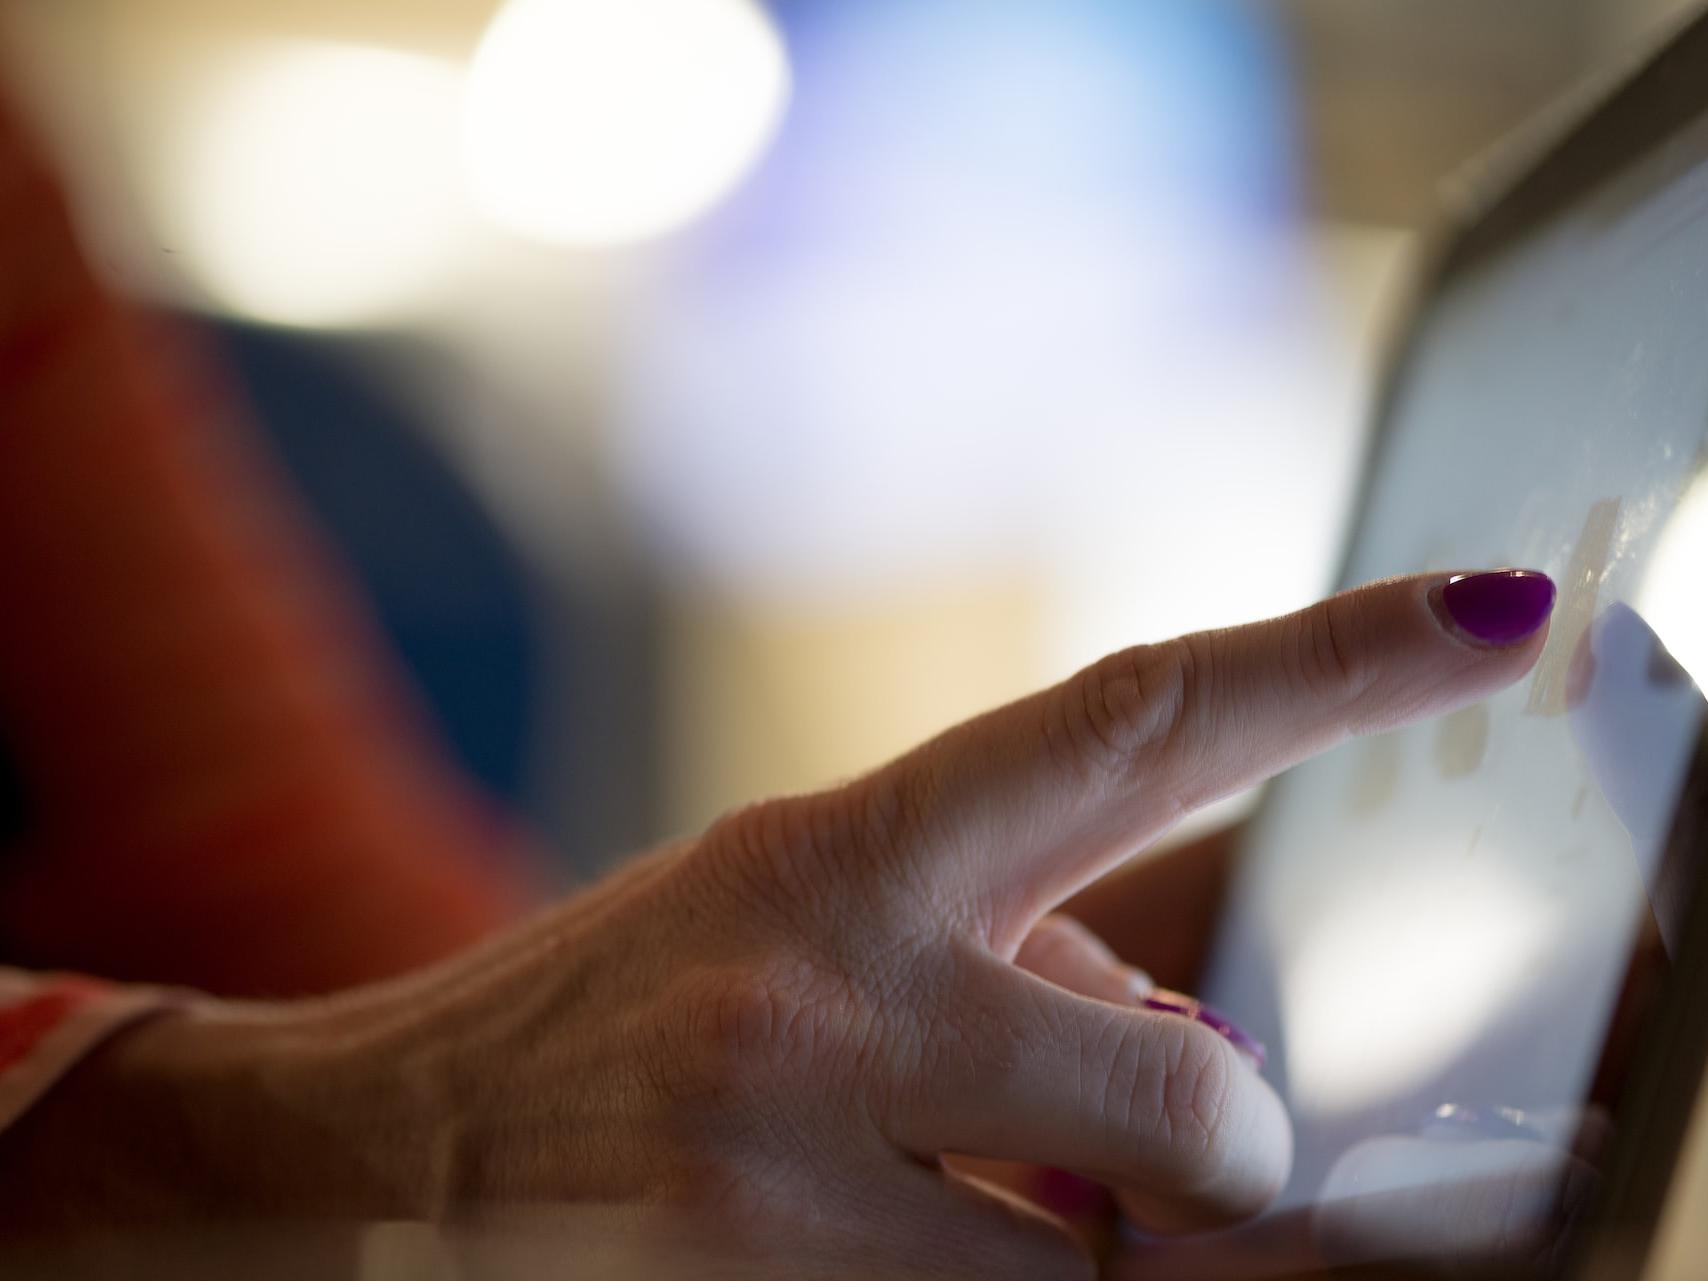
xmin=149 ymin=40 xmax=469 ymax=329
xmin=614 ymin=1 xmax=1354 ymax=628
xmin=464 ymin=0 xmax=791 ymax=247
xmin=605 ymin=0 xmax=1363 ymax=824
xmin=1281 ymin=857 xmax=1559 ymax=1116
xmin=1638 ymin=466 xmax=1708 ymax=691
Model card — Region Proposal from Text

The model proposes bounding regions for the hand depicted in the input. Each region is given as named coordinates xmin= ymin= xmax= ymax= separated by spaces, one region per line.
xmin=0 ymin=572 xmax=1553 ymax=1279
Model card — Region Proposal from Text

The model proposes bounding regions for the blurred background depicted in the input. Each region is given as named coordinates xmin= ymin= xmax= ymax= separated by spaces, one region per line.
xmin=0 ymin=0 xmax=1695 ymax=878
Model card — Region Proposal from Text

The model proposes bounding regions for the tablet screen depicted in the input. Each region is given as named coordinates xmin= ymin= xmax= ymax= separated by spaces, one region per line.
xmin=1197 ymin=108 xmax=1708 ymax=1272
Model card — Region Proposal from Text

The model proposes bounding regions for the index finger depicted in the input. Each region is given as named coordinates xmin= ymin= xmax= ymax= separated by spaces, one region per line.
xmin=862 ymin=570 xmax=1554 ymax=945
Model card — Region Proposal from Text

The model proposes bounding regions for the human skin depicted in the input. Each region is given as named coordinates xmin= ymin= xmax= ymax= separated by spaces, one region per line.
xmin=0 ymin=572 xmax=1553 ymax=1278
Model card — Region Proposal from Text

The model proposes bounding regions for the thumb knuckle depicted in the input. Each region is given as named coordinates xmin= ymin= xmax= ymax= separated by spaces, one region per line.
xmin=1163 ymin=1024 xmax=1237 ymax=1180
xmin=1115 ymin=1016 xmax=1236 ymax=1188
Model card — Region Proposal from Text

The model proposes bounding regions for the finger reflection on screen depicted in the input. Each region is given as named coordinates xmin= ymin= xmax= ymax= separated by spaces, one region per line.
xmin=1570 ymin=602 xmax=1707 ymax=954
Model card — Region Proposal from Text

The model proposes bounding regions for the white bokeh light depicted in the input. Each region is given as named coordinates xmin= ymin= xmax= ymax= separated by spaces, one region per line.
xmin=1281 ymin=857 xmax=1559 ymax=1116
xmin=464 ymin=0 xmax=791 ymax=247
xmin=154 ymin=41 xmax=469 ymax=329
xmin=608 ymin=0 xmax=1364 ymax=661
xmin=1638 ymin=466 xmax=1708 ymax=691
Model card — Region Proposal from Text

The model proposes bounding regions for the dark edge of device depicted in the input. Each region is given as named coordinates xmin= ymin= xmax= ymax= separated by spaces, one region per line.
xmin=1569 ymin=719 xmax=1708 ymax=1280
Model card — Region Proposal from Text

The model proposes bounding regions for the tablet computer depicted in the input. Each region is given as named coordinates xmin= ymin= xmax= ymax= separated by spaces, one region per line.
xmin=1146 ymin=10 xmax=1708 ymax=1279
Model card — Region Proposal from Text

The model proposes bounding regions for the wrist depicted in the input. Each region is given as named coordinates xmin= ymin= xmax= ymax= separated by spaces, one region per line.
xmin=0 ymin=991 xmax=444 ymax=1230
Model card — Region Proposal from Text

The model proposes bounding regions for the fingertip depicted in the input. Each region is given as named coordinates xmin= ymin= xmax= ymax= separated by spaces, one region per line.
xmin=1253 ymin=1061 xmax=1295 ymax=1202
xmin=1164 ymin=1016 xmax=1292 ymax=1224
xmin=1210 ymin=1032 xmax=1293 ymax=1218
xmin=1327 ymin=571 xmax=1555 ymax=737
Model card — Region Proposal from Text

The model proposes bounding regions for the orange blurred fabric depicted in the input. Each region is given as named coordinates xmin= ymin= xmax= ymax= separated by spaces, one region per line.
xmin=0 ymin=94 xmax=540 ymax=997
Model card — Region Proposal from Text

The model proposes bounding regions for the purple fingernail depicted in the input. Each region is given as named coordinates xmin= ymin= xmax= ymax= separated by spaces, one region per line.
xmin=1141 ymin=990 xmax=1267 ymax=1070
xmin=1437 ymin=570 xmax=1556 ymax=647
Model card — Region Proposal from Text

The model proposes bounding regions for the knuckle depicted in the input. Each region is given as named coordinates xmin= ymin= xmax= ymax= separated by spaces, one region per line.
xmin=1115 ymin=1016 xmax=1234 ymax=1187
xmin=674 ymin=962 xmax=836 ymax=1092
xmin=669 ymin=953 xmax=910 ymax=1111
xmin=703 ymin=972 xmax=790 ymax=1066
xmin=853 ymin=755 xmax=941 ymax=874
xmin=705 ymin=796 xmax=806 ymax=876
xmin=704 ymin=773 xmax=936 ymax=927
xmin=671 ymin=976 xmax=762 ymax=1099
xmin=1297 ymin=594 xmax=1372 ymax=706
xmin=653 ymin=961 xmax=905 ymax=1218
xmin=641 ymin=973 xmax=810 ymax=1202
xmin=1058 ymin=637 xmax=1202 ymax=780
xmin=834 ymin=764 xmax=949 ymax=932
xmin=701 ymin=793 xmax=839 ymax=916
xmin=1161 ymin=1022 xmax=1237 ymax=1185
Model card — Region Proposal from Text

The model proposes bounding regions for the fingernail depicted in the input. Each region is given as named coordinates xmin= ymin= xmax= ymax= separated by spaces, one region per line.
xmin=1140 ymin=989 xmax=1267 ymax=1070
xmin=1436 ymin=570 xmax=1556 ymax=647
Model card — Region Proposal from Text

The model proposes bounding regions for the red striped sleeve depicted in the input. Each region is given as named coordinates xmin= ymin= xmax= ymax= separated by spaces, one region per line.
xmin=0 ymin=971 xmax=171 ymax=1130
